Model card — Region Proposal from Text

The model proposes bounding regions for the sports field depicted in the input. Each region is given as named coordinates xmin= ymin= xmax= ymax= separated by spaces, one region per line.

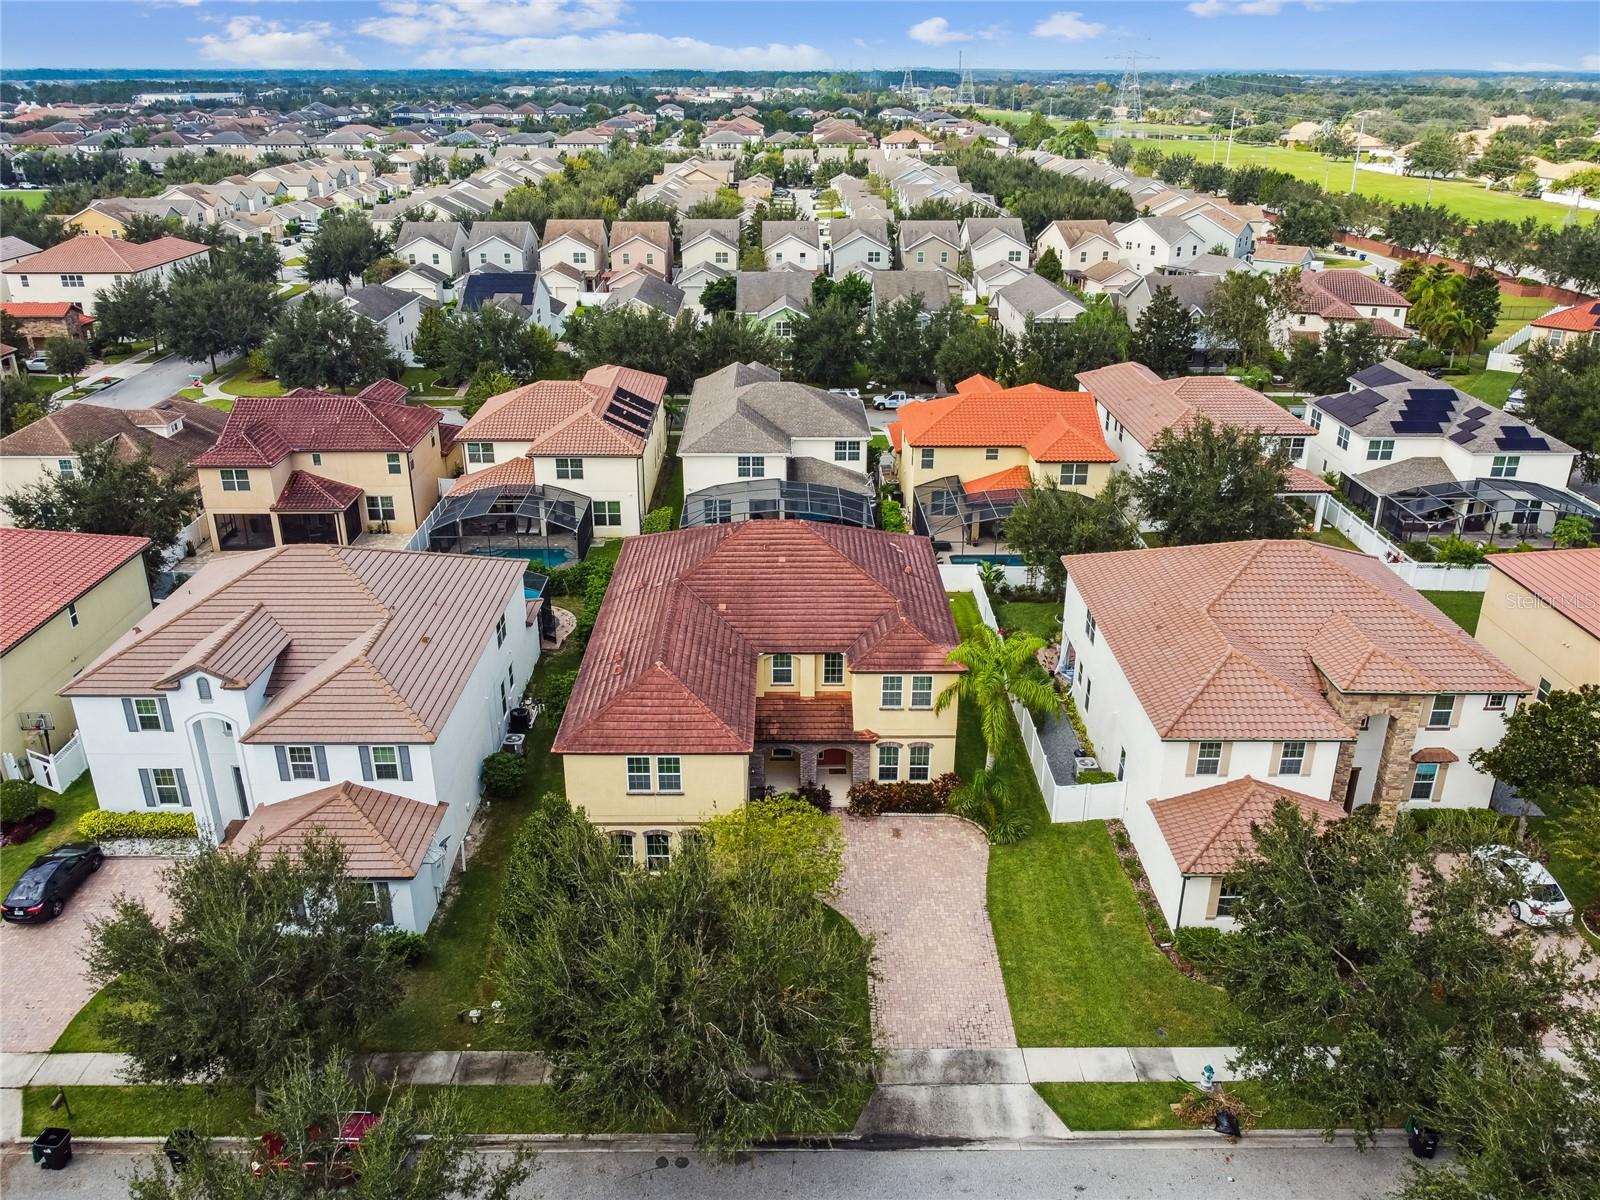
xmin=1 ymin=189 xmax=47 ymax=209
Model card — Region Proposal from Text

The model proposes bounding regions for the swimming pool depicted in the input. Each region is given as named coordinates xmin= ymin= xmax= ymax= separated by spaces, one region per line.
xmin=469 ymin=546 xmax=575 ymax=570
xmin=949 ymin=553 xmax=1025 ymax=566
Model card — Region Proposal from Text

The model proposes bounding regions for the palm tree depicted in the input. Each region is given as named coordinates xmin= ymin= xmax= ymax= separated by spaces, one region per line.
xmin=1429 ymin=305 xmax=1482 ymax=366
xmin=949 ymin=760 xmax=1032 ymax=844
xmin=935 ymin=623 xmax=1059 ymax=767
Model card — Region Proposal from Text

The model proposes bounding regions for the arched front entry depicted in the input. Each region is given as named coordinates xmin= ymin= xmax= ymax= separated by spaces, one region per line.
xmin=749 ymin=741 xmax=871 ymax=804
xmin=189 ymin=714 xmax=249 ymax=842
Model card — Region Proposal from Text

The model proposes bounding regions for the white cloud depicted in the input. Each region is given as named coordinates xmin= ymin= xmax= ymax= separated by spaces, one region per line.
xmin=437 ymin=31 xmax=828 ymax=71
xmin=1584 ymin=55 xmax=1600 ymax=70
xmin=908 ymin=17 xmax=971 ymax=46
xmin=191 ymin=17 xmax=360 ymax=68
xmin=1032 ymin=11 xmax=1107 ymax=40
xmin=1493 ymin=59 xmax=1595 ymax=72
xmin=1189 ymin=0 xmax=1352 ymax=15
xmin=360 ymin=0 xmax=623 ymax=47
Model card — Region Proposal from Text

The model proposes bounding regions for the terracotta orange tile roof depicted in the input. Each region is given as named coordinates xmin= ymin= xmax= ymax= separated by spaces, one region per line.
xmin=1283 ymin=465 xmax=1334 ymax=494
xmin=754 ymin=694 xmax=877 ymax=743
xmin=889 ymin=379 xmax=1115 ymax=464
xmin=457 ymin=364 xmax=666 ymax=457
xmin=1062 ymin=540 xmax=1527 ymax=741
xmin=555 ymin=522 xmax=960 ymax=756
xmin=1078 ymin=362 xmax=1313 ymax=447
xmin=1411 ymin=747 xmax=1459 ymax=764
xmin=1149 ymin=776 xmax=1347 ymax=874
xmin=0 ymin=527 xmax=148 ymax=654
xmin=963 ymin=465 xmax=1032 ymax=494
xmin=0 ymin=302 xmax=88 ymax=318
xmin=227 ymin=782 xmax=446 ymax=878
xmin=271 ymin=470 xmax=363 ymax=513
xmin=62 ymin=545 xmax=525 ymax=745
xmin=0 ymin=234 xmax=210 ymax=275
xmin=1531 ymin=303 xmax=1600 ymax=333
xmin=194 ymin=393 xmax=441 ymax=468
xmin=1485 ymin=547 xmax=1600 ymax=639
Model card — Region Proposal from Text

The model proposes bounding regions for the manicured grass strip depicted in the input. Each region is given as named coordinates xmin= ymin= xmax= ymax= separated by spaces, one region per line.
xmin=1449 ymin=369 xmax=1519 ymax=408
xmin=50 ymin=985 xmax=134 ymax=1054
xmin=2 ymin=188 xmax=47 ymax=209
xmin=949 ymin=592 xmax=1047 ymax=827
xmin=1036 ymin=1081 xmax=1327 ymax=1132
xmin=22 ymin=1085 xmax=257 ymax=1138
xmin=1420 ymin=589 xmax=1484 ymax=635
xmin=220 ymin=372 xmax=287 ymax=398
xmin=1301 ymin=525 xmax=1362 ymax=552
xmin=996 ymin=601 xmax=1061 ymax=641
xmin=0 ymin=774 xmax=99 ymax=896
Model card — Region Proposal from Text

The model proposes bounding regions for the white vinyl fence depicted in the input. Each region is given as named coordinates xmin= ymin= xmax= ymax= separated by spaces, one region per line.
xmin=1322 ymin=497 xmax=1491 ymax=593
xmin=25 ymin=730 xmax=89 ymax=794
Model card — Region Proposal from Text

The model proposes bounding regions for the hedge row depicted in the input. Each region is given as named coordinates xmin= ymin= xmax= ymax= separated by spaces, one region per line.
xmin=79 ymin=810 xmax=199 ymax=841
xmin=845 ymin=773 xmax=959 ymax=817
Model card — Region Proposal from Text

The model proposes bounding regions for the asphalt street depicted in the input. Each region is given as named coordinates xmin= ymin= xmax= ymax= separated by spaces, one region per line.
xmin=73 ymin=353 xmax=207 ymax=410
xmin=1 ymin=1140 xmax=1421 ymax=1199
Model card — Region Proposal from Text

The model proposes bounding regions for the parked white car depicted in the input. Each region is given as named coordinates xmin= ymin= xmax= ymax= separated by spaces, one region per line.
xmin=828 ymin=387 xmax=861 ymax=402
xmin=873 ymin=390 xmax=911 ymax=410
xmin=1472 ymin=846 xmax=1574 ymax=928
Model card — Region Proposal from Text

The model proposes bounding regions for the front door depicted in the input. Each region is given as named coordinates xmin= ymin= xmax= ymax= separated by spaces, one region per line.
xmin=232 ymin=767 xmax=249 ymax=818
xmin=1343 ymin=767 xmax=1361 ymax=814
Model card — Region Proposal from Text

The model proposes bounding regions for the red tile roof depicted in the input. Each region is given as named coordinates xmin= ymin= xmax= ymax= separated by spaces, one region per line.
xmin=1531 ymin=304 xmax=1600 ymax=333
xmin=963 ymin=465 xmax=1032 ymax=494
xmin=0 ymin=527 xmax=149 ymax=654
xmin=889 ymin=379 xmax=1116 ymax=464
xmin=356 ymin=378 xmax=411 ymax=404
xmin=754 ymin=694 xmax=877 ymax=743
xmin=457 ymin=365 xmax=666 ymax=457
xmin=1283 ymin=465 xmax=1334 ymax=494
xmin=1149 ymin=776 xmax=1347 ymax=874
xmin=555 ymin=522 xmax=960 ymax=756
xmin=1486 ymin=547 xmax=1600 ymax=640
xmin=271 ymin=470 xmax=364 ymax=513
xmin=1 ymin=235 xmax=210 ymax=276
xmin=1 ymin=302 xmax=87 ymax=319
xmin=1063 ymin=540 xmax=1527 ymax=741
xmin=449 ymin=456 xmax=537 ymax=494
xmin=1301 ymin=269 xmax=1409 ymax=310
xmin=227 ymin=781 xmax=446 ymax=878
xmin=194 ymin=393 xmax=441 ymax=468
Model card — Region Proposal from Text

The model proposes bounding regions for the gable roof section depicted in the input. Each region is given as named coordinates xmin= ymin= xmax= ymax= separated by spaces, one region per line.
xmin=227 ymin=781 xmax=447 ymax=878
xmin=0 ymin=398 xmax=226 ymax=471
xmin=1 ymin=234 xmax=209 ymax=275
xmin=555 ymin=522 xmax=960 ymax=755
xmin=762 ymin=220 xmax=819 ymax=249
xmin=1062 ymin=540 xmax=1528 ymax=742
xmin=890 ymin=380 xmax=1114 ymax=463
xmin=1150 ymin=776 xmax=1347 ymax=874
xmin=1078 ymin=362 xmax=1312 ymax=447
xmin=62 ymin=545 xmax=523 ymax=745
xmin=996 ymin=273 xmax=1083 ymax=319
xmin=1485 ymin=547 xmax=1600 ymax=639
xmin=456 ymin=364 xmax=666 ymax=456
xmin=0 ymin=528 xmax=148 ymax=654
xmin=680 ymin=361 xmax=868 ymax=455
xmin=193 ymin=393 xmax=441 ymax=468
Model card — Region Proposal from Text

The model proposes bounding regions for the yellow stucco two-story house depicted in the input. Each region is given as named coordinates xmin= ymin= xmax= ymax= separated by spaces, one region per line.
xmin=0 ymin=527 xmax=150 ymax=784
xmin=553 ymin=521 xmax=963 ymax=867
xmin=191 ymin=381 xmax=452 ymax=551
xmin=888 ymin=375 xmax=1118 ymax=554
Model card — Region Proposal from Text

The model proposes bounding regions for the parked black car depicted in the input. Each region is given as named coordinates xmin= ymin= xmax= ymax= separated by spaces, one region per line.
xmin=3 ymin=843 xmax=103 ymax=923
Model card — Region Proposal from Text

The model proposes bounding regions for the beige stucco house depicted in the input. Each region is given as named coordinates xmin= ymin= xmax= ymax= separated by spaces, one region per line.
xmin=1473 ymin=548 xmax=1600 ymax=698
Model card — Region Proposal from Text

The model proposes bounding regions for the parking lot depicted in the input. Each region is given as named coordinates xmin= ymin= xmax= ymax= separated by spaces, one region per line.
xmin=0 ymin=857 xmax=172 ymax=1054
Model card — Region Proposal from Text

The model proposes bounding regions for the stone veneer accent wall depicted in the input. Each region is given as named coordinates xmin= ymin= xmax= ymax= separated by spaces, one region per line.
xmin=1322 ymin=684 xmax=1425 ymax=822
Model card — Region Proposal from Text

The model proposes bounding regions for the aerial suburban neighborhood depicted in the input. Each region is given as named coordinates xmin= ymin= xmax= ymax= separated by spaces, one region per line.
xmin=0 ymin=2 xmax=1597 ymax=1197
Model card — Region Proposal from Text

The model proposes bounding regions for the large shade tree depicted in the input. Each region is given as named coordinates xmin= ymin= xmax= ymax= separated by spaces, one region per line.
xmin=1133 ymin=416 xmax=1300 ymax=545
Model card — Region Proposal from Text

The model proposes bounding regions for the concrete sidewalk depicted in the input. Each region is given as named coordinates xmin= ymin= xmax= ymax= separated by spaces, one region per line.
xmin=3 ymin=1050 xmax=553 ymax=1090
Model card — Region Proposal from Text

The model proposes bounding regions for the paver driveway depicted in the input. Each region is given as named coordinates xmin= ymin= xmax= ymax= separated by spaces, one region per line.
xmin=833 ymin=814 xmax=1017 ymax=1049
xmin=0 ymin=856 xmax=173 ymax=1053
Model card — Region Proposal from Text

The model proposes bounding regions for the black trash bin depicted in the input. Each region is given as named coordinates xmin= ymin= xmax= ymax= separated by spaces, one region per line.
xmin=164 ymin=1128 xmax=199 ymax=1171
xmin=31 ymin=1126 xmax=72 ymax=1170
xmin=1406 ymin=1117 xmax=1440 ymax=1159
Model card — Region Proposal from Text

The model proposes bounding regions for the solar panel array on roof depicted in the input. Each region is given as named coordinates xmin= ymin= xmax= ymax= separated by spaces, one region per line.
xmin=1351 ymin=363 xmax=1408 ymax=387
xmin=1495 ymin=425 xmax=1550 ymax=451
xmin=1319 ymin=389 xmax=1386 ymax=425
xmin=1462 ymin=406 xmax=1491 ymax=420
xmin=1448 ymin=429 xmax=1476 ymax=445
xmin=1390 ymin=386 xmax=1459 ymax=434
xmin=601 ymin=386 xmax=655 ymax=437
xmin=1591 ymin=302 xmax=1600 ymax=316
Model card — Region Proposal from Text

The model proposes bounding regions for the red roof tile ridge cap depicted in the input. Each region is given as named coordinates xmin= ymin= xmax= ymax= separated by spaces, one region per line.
xmin=1157 ymin=646 xmax=1239 ymax=737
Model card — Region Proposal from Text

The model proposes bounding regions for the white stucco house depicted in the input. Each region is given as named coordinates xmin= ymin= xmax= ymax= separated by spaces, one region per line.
xmin=1115 ymin=216 xmax=1207 ymax=275
xmin=464 ymin=221 xmax=539 ymax=273
xmin=762 ymin=221 xmax=821 ymax=271
xmin=341 ymin=283 xmax=429 ymax=366
xmin=395 ymin=221 xmax=468 ymax=280
xmin=62 ymin=545 xmax=542 ymax=932
xmin=1059 ymin=539 xmax=1528 ymax=928
xmin=828 ymin=218 xmax=893 ymax=279
xmin=0 ymin=235 xmax=210 ymax=315
xmin=993 ymin=274 xmax=1085 ymax=339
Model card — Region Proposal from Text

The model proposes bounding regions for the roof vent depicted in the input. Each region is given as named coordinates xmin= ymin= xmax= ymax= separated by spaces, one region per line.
xmin=419 ymin=634 xmax=430 ymax=645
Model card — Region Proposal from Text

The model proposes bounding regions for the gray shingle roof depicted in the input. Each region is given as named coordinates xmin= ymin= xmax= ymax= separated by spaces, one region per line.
xmin=996 ymin=273 xmax=1081 ymax=317
xmin=608 ymin=273 xmax=684 ymax=317
xmin=465 ymin=221 xmax=537 ymax=252
xmin=897 ymin=220 xmax=960 ymax=251
xmin=762 ymin=220 xmax=819 ymax=249
xmin=871 ymin=270 xmax=954 ymax=310
xmin=681 ymin=361 xmax=868 ymax=455
xmin=735 ymin=270 xmax=815 ymax=316
xmin=342 ymin=283 xmax=420 ymax=322
xmin=829 ymin=218 xmax=890 ymax=248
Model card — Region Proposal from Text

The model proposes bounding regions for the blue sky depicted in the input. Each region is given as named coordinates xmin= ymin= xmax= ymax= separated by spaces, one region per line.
xmin=2 ymin=1 xmax=1596 ymax=74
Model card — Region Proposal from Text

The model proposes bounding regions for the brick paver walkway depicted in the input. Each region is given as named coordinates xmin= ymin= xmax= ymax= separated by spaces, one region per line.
xmin=833 ymin=814 xmax=1017 ymax=1050
xmin=0 ymin=857 xmax=173 ymax=1054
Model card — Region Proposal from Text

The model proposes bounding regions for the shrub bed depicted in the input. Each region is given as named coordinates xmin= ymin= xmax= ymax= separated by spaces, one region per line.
xmin=846 ymin=773 xmax=958 ymax=817
xmin=1106 ymin=818 xmax=1211 ymax=981
xmin=79 ymin=810 xmax=198 ymax=841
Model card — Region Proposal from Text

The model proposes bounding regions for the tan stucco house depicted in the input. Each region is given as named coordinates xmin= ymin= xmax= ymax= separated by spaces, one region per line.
xmin=1473 ymin=548 xmax=1600 ymax=698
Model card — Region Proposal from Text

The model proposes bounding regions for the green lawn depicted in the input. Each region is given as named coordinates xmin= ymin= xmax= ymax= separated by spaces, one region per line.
xmin=949 ymin=592 xmax=1233 ymax=1046
xmin=51 ymin=983 xmax=129 ymax=1053
xmin=220 ymin=371 xmax=287 ymax=398
xmin=1420 ymin=590 xmax=1484 ymax=635
xmin=1137 ymin=141 xmax=1591 ymax=228
xmin=2 ymin=188 xmax=47 ymax=209
xmin=277 ymin=282 xmax=310 ymax=300
xmin=0 ymin=774 xmax=99 ymax=897
xmin=1036 ymin=1081 xmax=1327 ymax=1132
xmin=1450 ymin=369 xmax=1519 ymax=408
xmin=649 ymin=434 xmax=684 ymax=526
xmin=23 ymin=1085 xmax=258 ymax=1138
xmin=1301 ymin=525 xmax=1361 ymax=552
xmin=996 ymin=601 xmax=1061 ymax=641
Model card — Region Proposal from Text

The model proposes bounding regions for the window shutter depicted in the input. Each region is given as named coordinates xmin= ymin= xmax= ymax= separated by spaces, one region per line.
xmin=398 ymin=746 xmax=412 ymax=781
xmin=1184 ymin=742 xmax=1199 ymax=775
xmin=123 ymin=698 xmax=138 ymax=732
xmin=139 ymin=769 xmax=156 ymax=807
xmin=359 ymin=746 xmax=374 ymax=781
xmin=157 ymin=697 xmax=173 ymax=731
xmin=1450 ymin=695 xmax=1463 ymax=728
xmin=1302 ymin=742 xmax=1316 ymax=774
xmin=314 ymin=746 xmax=329 ymax=781
xmin=275 ymin=746 xmax=291 ymax=781
xmin=1204 ymin=877 xmax=1222 ymax=921
xmin=197 ymin=677 xmax=212 ymax=701
xmin=1218 ymin=742 xmax=1233 ymax=775
xmin=175 ymin=770 xmax=191 ymax=808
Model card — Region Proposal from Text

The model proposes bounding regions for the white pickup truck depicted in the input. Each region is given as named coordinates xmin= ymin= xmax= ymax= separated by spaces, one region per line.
xmin=872 ymin=390 xmax=912 ymax=410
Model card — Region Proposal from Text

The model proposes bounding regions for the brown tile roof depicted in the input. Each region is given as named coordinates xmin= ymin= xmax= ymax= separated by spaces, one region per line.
xmin=1077 ymin=362 xmax=1313 ymax=447
xmin=1250 ymin=242 xmax=1314 ymax=263
xmin=542 ymin=219 xmax=606 ymax=252
xmin=450 ymin=456 xmax=538 ymax=494
xmin=356 ymin=378 xmax=411 ymax=405
xmin=1283 ymin=465 xmax=1334 ymax=494
xmin=754 ymin=694 xmax=877 ymax=743
xmin=0 ymin=398 xmax=226 ymax=474
xmin=889 ymin=380 xmax=1116 ymax=464
xmin=1296 ymin=269 xmax=1409 ymax=317
xmin=1486 ymin=547 xmax=1600 ymax=640
xmin=457 ymin=364 xmax=666 ymax=457
xmin=555 ymin=522 xmax=960 ymax=756
xmin=193 ymin=393 xmax=441 ymax=468
xmin=62 ymin=545 xmax=524 ymax=745
xmin=0 ymin=528 xmax=149 ymax=655
xmin=227 ymin=782 xmax=446 ymax=878
xmin=1411 ymin=747 xmax=1459 ymax=764
xmin=1149 ymin=776 xmax=1346 ymax=874
xmin=1063 ymin=540 xmax=1528 ymax=741
xmin=272 ymin=470 xmax=364 ymax=513
xmin=0 ymin=235 xmax=210 ymax=275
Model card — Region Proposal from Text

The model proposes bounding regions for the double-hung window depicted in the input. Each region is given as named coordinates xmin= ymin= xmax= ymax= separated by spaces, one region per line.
xmin=919 ymin=447 xmax=935 ymax=470
xmin=822 ymin=653 xmax=845 ymax=686
xmin=1215 ymin=880 xmax=1244 ymax=919
xmin=496 ymin=614 xmax=507 ymax=646
xmin=910 ymin=675 xmax=933 ymax=709
xmin=132 ymin=698 xmax=163 ymax=731
xmin=592 ymin=501 xmax=621 ymax=527
xmin=220 ymin=468 xmax=250 ymax=492
xmin=370 ymin=746 xmax=401 ymax=780
xmin=908 ymin=744 xmax=931 ymax=782
xmin=1490 ymin=455 xmax=1520 ymax=479
xmin=985 ymin=447 xmax=1000 ymax=461
xmin=1195 ymin=741 xmax=1223 ymax=776
xmin=287 ymin=746 xmax=317 ymax=780
xmin=386 ymin=452 xmax=402 ymax=475
xmin=1410 ymin=762 xmax=1439 ymax=801
xmin=833 ymin=440 xmax=861 ymax=463
xmin=626 ymin=756 xmax=652 ymax=792
xmin=1427 ymin=694 xmax=1455 ymax=729
xmin=466 ymin=442 xmax=494 ymax=465
xmin=1485 ymin=694 xmax=1506 ymax=712
xmin=645 ymin=832 xmax=671 ymax=871
xmin=770 ymin=653 xmax=794 ymax=686
xmin=56 ymin=458 xmax=75 ymax=480
xmin=612 ymin=831 xmax=636 ymax=867
xmin=1085 ymin=612 xmax=1097 ymax=644
xmin=655 ymin=757 xmax=682 ymax=792
xmin=555 ymin=457 xmax=582 ymax=480
xmin=365 ymin=495 xmax=395 ymax=522
xmin=737 ymin=455 xmax=765 ymax=478
xmin=1366 ymin=438 xmax=1394 ymax=461
xmin=1336 ymin=425 xmax=1350 ymax=450
xmin=876 ymin=743 xmax=900 ymax=782
xmin=1277 ymin=740 xmax=1306 ymax=776
xmin=1059 ymin=462 xmax=1089 ymax=486
xmin=149 ymin=768 xmax=183 ymax=805
xmin=1308 ymin=408 xmax=1322 ymax=430
xmin=880 ymin=675 xmax=903 ymax=709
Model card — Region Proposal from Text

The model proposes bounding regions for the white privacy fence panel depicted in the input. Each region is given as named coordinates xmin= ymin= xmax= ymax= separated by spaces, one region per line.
xmin=1322 ymin=497 xmax=1489 ymax=593
xmin=27 ymin=730 xmax=88 ymax=794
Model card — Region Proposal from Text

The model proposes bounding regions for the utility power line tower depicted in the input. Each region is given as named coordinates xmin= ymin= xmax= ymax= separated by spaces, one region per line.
xmin=956 ymin=51 xmax=977 ymax=107
xmin=1109 ymin=50 xmax=1152 ymax=139
xmin=900 ymin=69 xmax=915 ymax=98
